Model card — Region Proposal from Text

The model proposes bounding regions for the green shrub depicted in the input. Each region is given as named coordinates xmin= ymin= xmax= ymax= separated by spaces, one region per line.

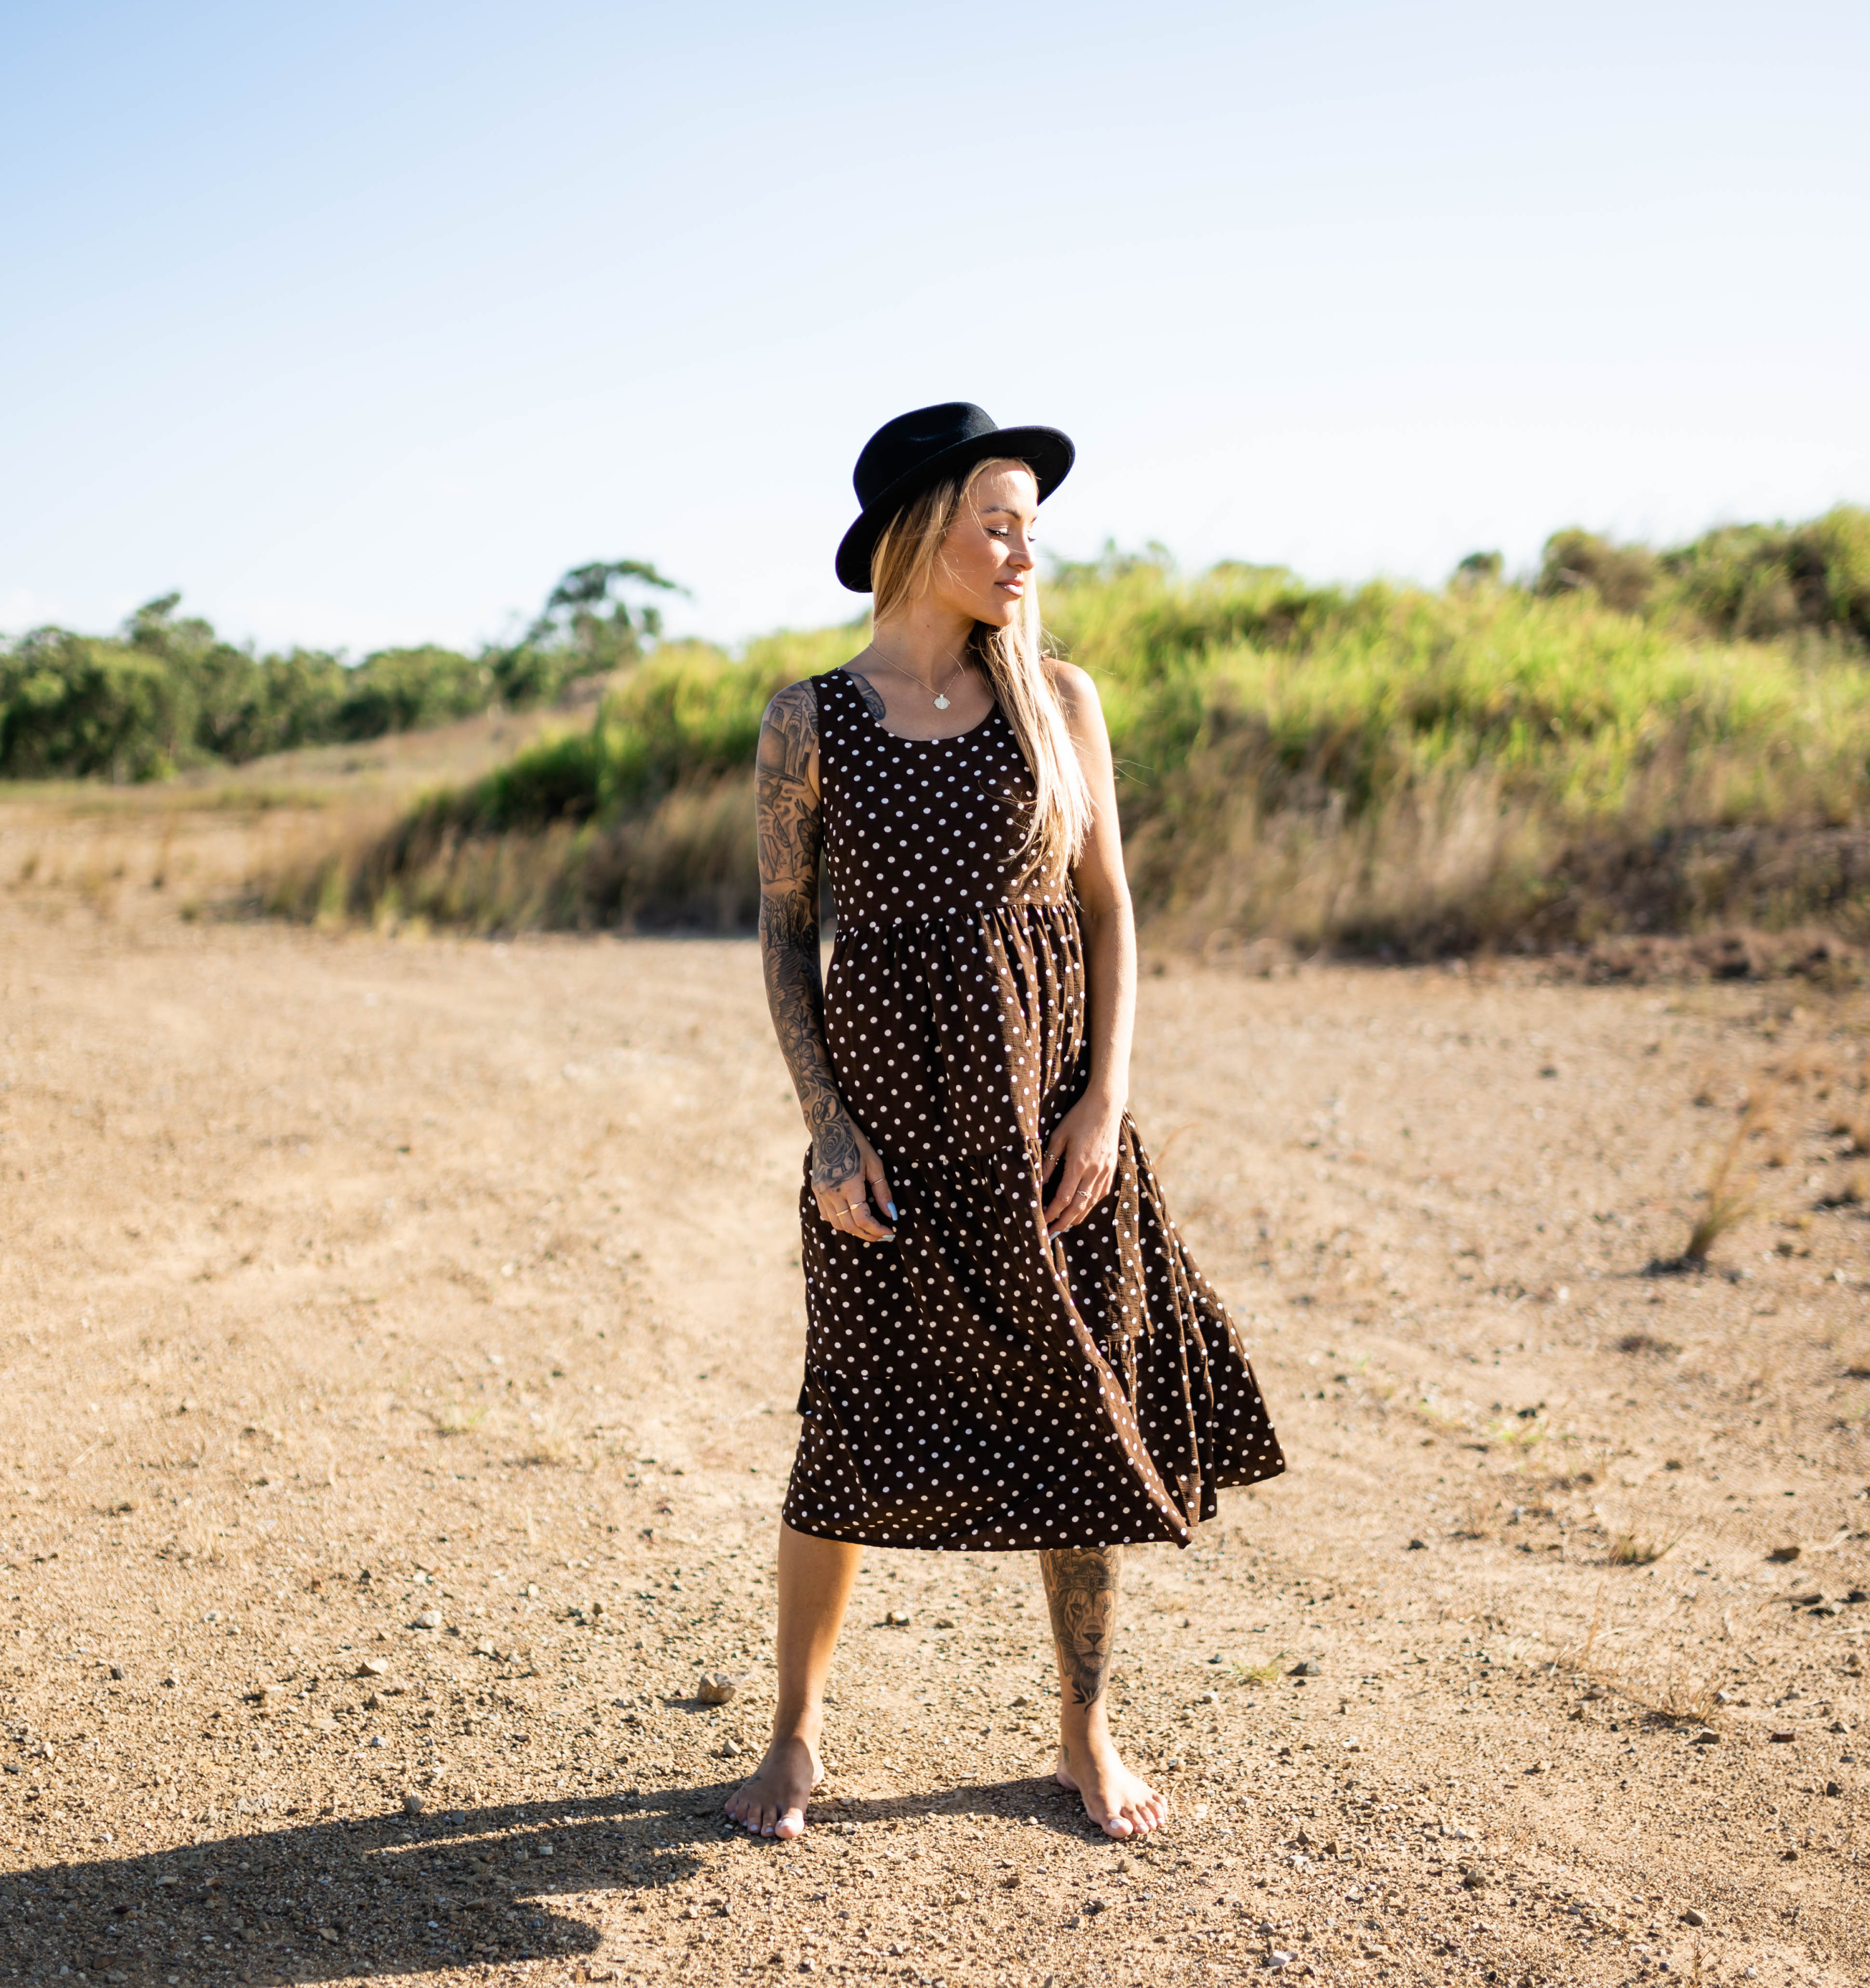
xmin=1536 ymin=529 xmax=1660 ymax=615
xmin=0 ymin=558 xmax=688 ymax=782
xmin=280 ymin=535 xmax=1870 ymax=945
xmin=0 ymin=627 xmax=194 ymax=780
xmin=334 ymin=646 xmax=492 ymax=740
xmin=1662 ymin=505 xmax=1870 ymax=644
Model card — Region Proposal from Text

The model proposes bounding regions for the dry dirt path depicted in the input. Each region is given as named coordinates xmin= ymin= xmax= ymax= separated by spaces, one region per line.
xmin=0 ymin=894 xmax=1866 ymax=1988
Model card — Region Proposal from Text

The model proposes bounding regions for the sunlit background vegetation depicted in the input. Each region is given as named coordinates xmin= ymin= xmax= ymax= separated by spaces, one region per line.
xmin=6 ymin=508 xmax=1869 ymax=960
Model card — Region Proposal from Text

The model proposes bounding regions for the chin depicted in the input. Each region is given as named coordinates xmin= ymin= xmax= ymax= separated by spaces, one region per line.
xmin=975 ymin=596 xmax=1021 ymax=629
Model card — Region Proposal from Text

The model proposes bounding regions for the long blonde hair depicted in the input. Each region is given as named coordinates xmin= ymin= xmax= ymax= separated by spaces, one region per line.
xmin=868 ymin=456 xmax=1093 ymax=874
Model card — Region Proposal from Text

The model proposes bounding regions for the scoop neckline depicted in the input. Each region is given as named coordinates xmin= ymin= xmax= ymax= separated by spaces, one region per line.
xmin=833 ymin=666 xmax=1001 ymax=745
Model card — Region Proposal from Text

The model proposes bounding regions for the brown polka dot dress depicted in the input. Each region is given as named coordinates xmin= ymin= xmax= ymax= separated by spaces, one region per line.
xmin=782 ymin=668 xmax=1283 ymax=1551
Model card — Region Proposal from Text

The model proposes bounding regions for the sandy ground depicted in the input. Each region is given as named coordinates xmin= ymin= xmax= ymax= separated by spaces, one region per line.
xmin=0 ymin=801 xmax=1867 ymax=1988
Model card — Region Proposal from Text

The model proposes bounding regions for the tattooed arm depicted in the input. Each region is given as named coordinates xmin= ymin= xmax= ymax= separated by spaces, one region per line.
xmin=757 ymin=680 xmax=896 ymax=1242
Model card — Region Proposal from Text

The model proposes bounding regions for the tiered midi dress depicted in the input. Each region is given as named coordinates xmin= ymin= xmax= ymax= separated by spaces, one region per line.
xmin=781 ymin=668 xmax=1283 ymax=1551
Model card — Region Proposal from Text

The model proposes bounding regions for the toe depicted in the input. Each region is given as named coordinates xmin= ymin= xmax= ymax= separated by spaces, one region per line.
xmin=774 ymin=1806 xmax=806 ymax=1840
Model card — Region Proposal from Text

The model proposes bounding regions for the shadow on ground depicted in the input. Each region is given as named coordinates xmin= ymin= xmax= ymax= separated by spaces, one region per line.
xmin=0 ymin=1774 xmax=1112 ymax=1981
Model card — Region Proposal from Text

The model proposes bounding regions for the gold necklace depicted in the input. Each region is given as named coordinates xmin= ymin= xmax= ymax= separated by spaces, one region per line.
xmin=889 ymin=652 xmax=967 ymax=710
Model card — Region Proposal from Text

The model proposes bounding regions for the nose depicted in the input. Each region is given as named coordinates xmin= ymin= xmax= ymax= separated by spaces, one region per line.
xmin=1007 ymin=531 xmax=1036 ymax=571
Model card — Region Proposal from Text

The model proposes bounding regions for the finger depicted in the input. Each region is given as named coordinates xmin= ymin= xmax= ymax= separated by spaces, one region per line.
xmin=833 ymin=1177 xmax=894 ymax=1242
xmin=1049 ymin=1161 xmax=1115 ymax=1239
xmin=1043 ymin=1151 xmax=1086 ymax=1226
xmin=863 ymin=1150 xmax=898 ymax=1228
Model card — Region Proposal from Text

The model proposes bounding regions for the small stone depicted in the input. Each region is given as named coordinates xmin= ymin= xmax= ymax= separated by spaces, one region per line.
xmin=1289 ymin=1660 xmax=1323 ymax=1678
xmin=162 ymin=1672 xmax=179 ymax=1687
xmin=1266 ymin=1951 xmax=1294 ymax=1970
xmin=1682 ymin=1909 xmax=1707 ymax=1928
xmin=402 ymin=1792 xmax=425 ymax=1815
xmin=312 ymin=1717 xmax=338 ymax=1734
xmin=1406 ymin=1538 xmax=1426 ymax=1551
xmin=474 ymin=1639 xmax=497 ymax=1656
xmin=108 ymin=1663 xmax=125 ymax=1681
xmin=360 ymin=1658 xmax=390 ymax=1677
xmin=1769 ymin=1730 xmax=1796 ymax=1744
xmin=1086 ymin=1898 xmax=1107 ymax=1915
xmin=1766 ymin=1545 xmax=1801 ymax=1563
xmin=697 ymin=1673 xmax=740 ymax=1705
xmin=934 ymin=1618 xmax=957 ymax=1629
xmin=369 ymin=1735 xmax=387 ymax=1748
xmin=414 ymin=1609 xmax=444 ymax=1630
xmin=1825 ymin=1780 xmax=1842 ymax=1797
xmin=883 ymin=1609 xmax=912 ymax=1626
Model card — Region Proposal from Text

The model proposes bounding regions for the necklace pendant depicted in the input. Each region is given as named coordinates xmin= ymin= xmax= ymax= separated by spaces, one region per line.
xmin=933 ymin=693 xmax=950 ymax=709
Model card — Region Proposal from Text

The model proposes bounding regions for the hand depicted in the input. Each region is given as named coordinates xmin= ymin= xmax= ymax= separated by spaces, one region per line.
xmin=812 ymin=1119 xmax=897 ymax=1243
xmin=1041 ymin=1090 xmax=1123 ymax=1242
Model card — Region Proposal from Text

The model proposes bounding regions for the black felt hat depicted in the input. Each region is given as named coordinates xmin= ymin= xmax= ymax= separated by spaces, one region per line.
xmin=835 ymin=401 xmax=1075 ymax=593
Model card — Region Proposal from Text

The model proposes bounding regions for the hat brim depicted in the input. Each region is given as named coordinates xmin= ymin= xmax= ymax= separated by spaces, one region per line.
xmin=835 ymin=424 xmax=1075 ymax=593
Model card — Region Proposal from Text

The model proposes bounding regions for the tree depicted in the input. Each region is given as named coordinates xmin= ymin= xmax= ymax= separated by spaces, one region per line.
xmin=494 ymin=559 xmax=687 ymax=706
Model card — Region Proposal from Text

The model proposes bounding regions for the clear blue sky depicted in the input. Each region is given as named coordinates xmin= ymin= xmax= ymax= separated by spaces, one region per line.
xmin=3 ymin=0 xmax=1867 ymax=655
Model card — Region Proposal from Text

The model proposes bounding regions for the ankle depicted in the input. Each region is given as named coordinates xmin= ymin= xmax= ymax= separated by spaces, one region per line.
xmin=1058 ymin=1709 xmax=1113 ymax=1753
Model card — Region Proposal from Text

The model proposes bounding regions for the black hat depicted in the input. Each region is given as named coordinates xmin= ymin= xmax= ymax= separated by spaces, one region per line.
xmin=835 ymin=401 xmax=1075 ymax=592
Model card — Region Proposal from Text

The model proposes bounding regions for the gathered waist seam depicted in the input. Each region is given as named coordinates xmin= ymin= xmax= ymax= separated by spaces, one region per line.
xmin=832 ymin=900 xmax=1074 ymax=938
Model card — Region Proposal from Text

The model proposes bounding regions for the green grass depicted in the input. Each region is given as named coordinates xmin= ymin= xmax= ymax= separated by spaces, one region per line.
xmin=257 ymin=524 xmax=1870 ymax=952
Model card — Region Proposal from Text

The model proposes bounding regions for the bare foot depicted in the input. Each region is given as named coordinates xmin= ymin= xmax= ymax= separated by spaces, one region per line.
xmin=1055 ymin=1738 xmax=1169 ymax=1839
xmin=724 ymin=1733 xmax=823 ymax=1839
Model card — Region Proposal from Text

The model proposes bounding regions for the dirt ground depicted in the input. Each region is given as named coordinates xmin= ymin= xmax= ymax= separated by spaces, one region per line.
xmin=0 ymin=792 xmax=1867 ymax=1988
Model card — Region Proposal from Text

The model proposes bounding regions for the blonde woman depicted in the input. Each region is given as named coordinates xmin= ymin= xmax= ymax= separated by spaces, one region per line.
xmin=729 ymin=404 xmax=1283 ymax=1842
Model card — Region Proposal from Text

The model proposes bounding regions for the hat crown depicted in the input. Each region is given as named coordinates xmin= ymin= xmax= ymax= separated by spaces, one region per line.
xmin=853 ymin=402 xmax=999 ymax=508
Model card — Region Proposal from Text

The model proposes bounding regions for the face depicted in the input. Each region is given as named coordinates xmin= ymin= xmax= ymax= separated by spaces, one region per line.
xmin=931 ymin=461 xmax=1039 ymax=628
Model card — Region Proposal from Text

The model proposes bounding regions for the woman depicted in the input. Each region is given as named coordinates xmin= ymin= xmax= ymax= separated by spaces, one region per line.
xmin=728 ymin=403 xmax=1283 ymax=1842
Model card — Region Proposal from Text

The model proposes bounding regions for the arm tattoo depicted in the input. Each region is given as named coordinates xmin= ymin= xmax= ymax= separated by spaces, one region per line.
xmin=756 ymin=681 xmax=862 ymax=1190
xmin=1040 ymin=1545 xmax=1123 ymax=1707
xmin=845 ymin=667 xmax=887 ymax=721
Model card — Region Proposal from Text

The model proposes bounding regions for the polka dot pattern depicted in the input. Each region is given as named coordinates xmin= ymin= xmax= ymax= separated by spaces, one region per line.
xmin=782 ymin=669 xmax=1285 ymax=1552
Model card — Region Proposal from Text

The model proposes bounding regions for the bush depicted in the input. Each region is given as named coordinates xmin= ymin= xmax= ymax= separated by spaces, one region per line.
xmin=1536 ymin=530 xmax=1660 ymax=615
xmin=0 ymin=627 xmax=194 ymax=780
xmin=334 ymin=646 xmax=492 ymax=741
xmin=275 ymin=530 xmax=1870 ymax=946
xmin=0 ymin=557 xmax=688 ymax=782
xmin=1663 ymin=505 xmax=1870 ymax=644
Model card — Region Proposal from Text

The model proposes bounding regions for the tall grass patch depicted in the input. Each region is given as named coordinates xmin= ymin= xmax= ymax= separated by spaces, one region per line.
xmin=259 ymin=538 xmax=1870 ymax=950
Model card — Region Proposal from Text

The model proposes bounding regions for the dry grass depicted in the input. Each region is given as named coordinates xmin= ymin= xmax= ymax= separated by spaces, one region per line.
xmin=1226 ymin=1658 xmax=1286 ymax=1686
xmin=1830 ymin=1114 xmax=1870 ymax=1156
xmin=257 ymin=771 xmax=759 ymax=936
xmin=427 ymin=1401 xmax=488 ymax=1438
xmin=1615 ymin=1332 xmax=1682 ymax=1357
xmin=1606 ymin=1530 xmax=1677 ymax=1567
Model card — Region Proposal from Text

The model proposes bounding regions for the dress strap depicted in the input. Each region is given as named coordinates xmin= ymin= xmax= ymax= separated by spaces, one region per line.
xmin=808 ymin=668 xmax=860 ymax=796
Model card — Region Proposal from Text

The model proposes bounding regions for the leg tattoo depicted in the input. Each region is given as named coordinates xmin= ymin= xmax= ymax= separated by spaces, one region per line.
xmin=1040 ymin=1546 xmax=1123 ymax=1708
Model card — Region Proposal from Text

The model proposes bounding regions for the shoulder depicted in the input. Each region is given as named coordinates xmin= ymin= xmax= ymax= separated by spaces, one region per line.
xmin=762 ymin=677 xmax=820 ymax=731
xmin=1046 ymin=659 xmax=1105 ymax=727
xmin=758 ymin=677 xmax=820 ymax=783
